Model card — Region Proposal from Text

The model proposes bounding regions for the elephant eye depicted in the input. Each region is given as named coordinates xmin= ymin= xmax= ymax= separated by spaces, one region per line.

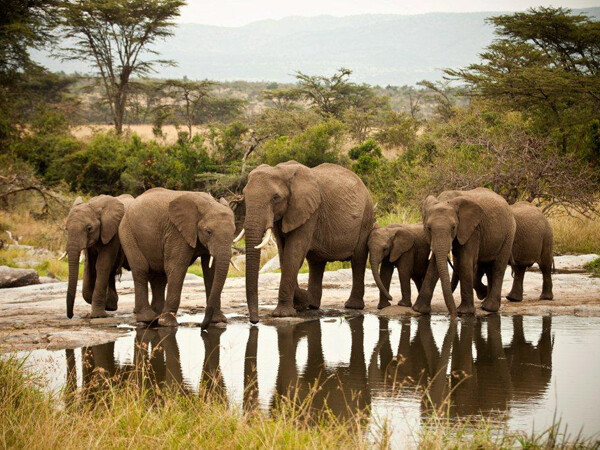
xmin=451 ymin=225 xmax=457 ymax=231
xmin=86 ymin=225 xmax=92 ymax=232
xmin=272 ymin=193 xmax=281 ymax=201
xmin=206 ymin=229 xmax=213 ymax=236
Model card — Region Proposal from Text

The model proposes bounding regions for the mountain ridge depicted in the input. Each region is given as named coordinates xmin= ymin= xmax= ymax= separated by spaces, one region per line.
xmin=34 ymin=8 xmax=600 ymax=86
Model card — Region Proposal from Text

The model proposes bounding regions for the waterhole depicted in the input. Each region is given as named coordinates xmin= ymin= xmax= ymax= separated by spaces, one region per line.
xmin=16 ymin=314 xmax=600 ymax=444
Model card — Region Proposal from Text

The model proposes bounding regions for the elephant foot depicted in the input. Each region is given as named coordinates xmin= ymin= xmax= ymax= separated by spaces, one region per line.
xmin=412 ymin=297 xmax=431 ymax=314
xmin=157 ymin=312 xmax=178 ymax=327
xmin=344 ymin=297 xmax=365 ymax=310
xmin=457 ymin=302 xmax=475 ymax=315
xmin=105 ymin=289 xmax=118 ymax=311
xmin=506 ymin=292 xmax=523 ymax=302
xmin=481 ymin=297 xmax=501 ymax=312
xmin=210 ymin=309 xmax=228 ymax=323
xmin=397 ymin=298 xmax=412 ymax=307
xmin=135 ymin=308 xmax=159 ymax=324
xmin=475 ymin=287 xmax=488 ymax=301
xmin=272 ymin=302 xmax=297 ymax=318
xmin=377 ymin=299 xmax=391 ymax=310
xmin=90 ymin=309 xmax=108 ymax=319
xmin=540 ymin=292 xmax=554 ymax=301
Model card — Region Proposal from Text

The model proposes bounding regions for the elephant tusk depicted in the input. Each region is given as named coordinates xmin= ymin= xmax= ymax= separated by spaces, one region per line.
xmin=230 ymin=258 xmax=240 ymax=271
xmin=209 ymin=255 xmax=214 ymax=268
xmin=255 ymin=228 xmax=272 ymax=249
xmin=428 ymin=250 xmax=433 ymax=260
xmin=233 ymin=228 xmax=245 ymax=243
xmin=59 ymin=251 xmax=67 ymax=261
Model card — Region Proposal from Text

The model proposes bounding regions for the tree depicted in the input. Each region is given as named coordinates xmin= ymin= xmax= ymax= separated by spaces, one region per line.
xmin=446 ymin=7 xmax=600 ymax=158
xmin=59 ymin=0 xmax=184 ymax=134
xmin=166 ymin=78 xmax=214 ymax=139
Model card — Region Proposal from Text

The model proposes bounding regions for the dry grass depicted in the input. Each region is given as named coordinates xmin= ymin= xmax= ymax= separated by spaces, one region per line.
xmin=71 ymin=124 xmax=210 ymax=144
xmin=549 ymin=213 xmax=600 ymax=255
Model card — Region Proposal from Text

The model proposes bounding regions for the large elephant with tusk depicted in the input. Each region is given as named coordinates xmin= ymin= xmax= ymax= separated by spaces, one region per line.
xmin=118 ymin=188 xmax=236 ymax=328
xmin=238 ymin=161 xmax=374 ymax=323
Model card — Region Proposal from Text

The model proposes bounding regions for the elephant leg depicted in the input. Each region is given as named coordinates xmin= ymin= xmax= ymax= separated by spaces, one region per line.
xmin=306 ymin=259 xmax=326 ymax=309
xmin=82 ymin=250 xmax=96 ymax=305
xmin=506 ymin=265 xmax=526 ymax=302
xmin=90 ymin=247 xmax=118 ymax=318
xmin=158 ymin=266 xmax=187 ymax=327
xmin=377 ymin=261 xmax=394 ymax=309
xmin=474 ymin=264 xmax=488 ymax=300
xmin=412 ymin=260 xmax=439 ymax=314
xmin=397 ymin=256 xmax=413 ymax=307
xmin=149 ymin=273 xmax=167 ymax=314
xmin=345 ymin=244 xmax=368 ymax=310
xmin=456 ymin=251 xmax=476 ymax=315
xmin=200 ymin=255 xmax=227 ymax=323
xmin=105 ymin=271 xmax=118 ymax=311
xmin=539 ymin=253 xmax=553 ymax=300
xmin=482 ymin=258 xmax=509 ymax=312
xmin=274 ymin=232 xmax=310 ymax=318
xmin=133 ymin=270 xmax=156 ymax=323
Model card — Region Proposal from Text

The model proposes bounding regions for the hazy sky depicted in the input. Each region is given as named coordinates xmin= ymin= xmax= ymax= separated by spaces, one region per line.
xmin=179 ymin=0 xmax=599 ymax=26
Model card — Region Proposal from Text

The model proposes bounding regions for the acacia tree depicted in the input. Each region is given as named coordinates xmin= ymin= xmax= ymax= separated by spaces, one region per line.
xmin=165 ymin=78 xmax=214 ymax=139
xmin=446 ymin=7 xmax=600 ymax=159
xmin=59 ymin=0 xmax=184 ymax=134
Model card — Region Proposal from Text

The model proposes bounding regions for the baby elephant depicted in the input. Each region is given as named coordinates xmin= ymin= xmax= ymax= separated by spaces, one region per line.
xmin=65 ymin=194 xmax=133 ymax=319
xmin=465 ymin=201 xmax=554 ymax=302
xmin=368 ymin=224 xmax=430 ymax=309
xmin=119 ymin=188 xmax=236 ymax=328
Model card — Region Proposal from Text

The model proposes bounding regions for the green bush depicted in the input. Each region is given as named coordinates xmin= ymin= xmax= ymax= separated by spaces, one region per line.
xmin=261 ymin=120 xmax=344 ymax=167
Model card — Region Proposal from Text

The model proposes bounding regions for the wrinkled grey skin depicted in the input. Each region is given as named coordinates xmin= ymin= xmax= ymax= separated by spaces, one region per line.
xmin=243 ymin=161 xmax=374 ymax=323
xmin=414 ymin=187 xmax=516 ymax=315
xmin=368 ymin=224 xmax=430 ymax=309
xmin=118 ymin=188 xmax=235 ymax=328
xmin=454 ymin=201 xmax=554 ymax=302
xmin=65 ymin=194 xmax=133 ymax=319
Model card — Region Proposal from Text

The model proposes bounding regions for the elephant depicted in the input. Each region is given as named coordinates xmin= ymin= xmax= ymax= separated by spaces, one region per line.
xmin=453 ymin=201 xmax=554 ymax=303
xmin=240 ymin=161 xmax=374 ymax=323
xmin=65 ymin=194 xmax=134 ymax=319
xmin=368 ymin=223 xmax=430 ymax=309
xmin=118 ymin=188 xmax=235 ymax=328
xmin=414 ymin=187 xmax=516 ymax=315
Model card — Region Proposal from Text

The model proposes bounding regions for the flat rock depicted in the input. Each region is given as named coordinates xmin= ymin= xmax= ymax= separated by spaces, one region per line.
xmin=0 ymin=266 xmax=40 ymax=288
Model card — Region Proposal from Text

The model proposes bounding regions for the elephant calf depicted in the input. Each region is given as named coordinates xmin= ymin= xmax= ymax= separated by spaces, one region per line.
xmin=118 ymin=188 xmax=235 ymax=328
xmin=65 ymin=194 xmax=134 ymax=318
xmin=368 ymin=224 xmax=430 ymax=309
xmin=469 ymin=201 xmax=554 ymax=302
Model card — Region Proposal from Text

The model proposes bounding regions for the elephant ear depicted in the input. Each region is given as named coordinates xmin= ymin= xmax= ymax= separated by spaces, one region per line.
xmin=169 ymin=194 xmax=200 ymax=248
xmin=89 ymin=196 xmax=125 ymax=245
xmin=451 ymin=197 xmax=483 ymax=245
xmin=390 ymin=229 xmax=414 ymax=262
xmin=282 ymin=165 xmax=322 ymax=233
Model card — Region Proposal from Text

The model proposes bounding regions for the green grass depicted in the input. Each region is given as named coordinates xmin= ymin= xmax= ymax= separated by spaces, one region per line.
xmin=584 ymin=257 xmax=600 ymax=277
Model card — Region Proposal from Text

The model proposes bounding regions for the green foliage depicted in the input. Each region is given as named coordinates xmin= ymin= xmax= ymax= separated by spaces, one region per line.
xmin=584 ymin=257 xmax=600 ymax=277
xmin=446 ymin=7 xmax=600 ymax=161
xmin=261 ymin=120 xmax=345 ymax=167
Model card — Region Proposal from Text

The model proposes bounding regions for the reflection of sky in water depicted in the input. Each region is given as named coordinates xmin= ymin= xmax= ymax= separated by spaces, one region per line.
xmin=15 ymin=315 xmax=600 ymax=446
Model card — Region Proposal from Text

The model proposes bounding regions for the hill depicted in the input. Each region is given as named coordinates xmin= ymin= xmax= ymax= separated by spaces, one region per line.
xmin=33 ymin=8 xmax=600 ymax=86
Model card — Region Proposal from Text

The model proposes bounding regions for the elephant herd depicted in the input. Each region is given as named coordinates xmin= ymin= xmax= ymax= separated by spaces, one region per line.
xmin=65 ymin=161 xmax=554 ymax=327
xmin=64 ymin=315 xmax=553 ymax=425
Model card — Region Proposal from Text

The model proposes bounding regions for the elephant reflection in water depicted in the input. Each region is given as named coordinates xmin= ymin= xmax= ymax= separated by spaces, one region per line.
xmin=367 ymin=315 xmax=553 ymax=420
xmin=65 ymin=328 xmax=187 ymax=399
xmin=261 ymin=316 xmax=371 ymax=424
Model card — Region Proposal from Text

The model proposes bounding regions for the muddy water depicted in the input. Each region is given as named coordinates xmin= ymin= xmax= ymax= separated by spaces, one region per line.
xmin=18 ymin=315 xmax=600 ymax=444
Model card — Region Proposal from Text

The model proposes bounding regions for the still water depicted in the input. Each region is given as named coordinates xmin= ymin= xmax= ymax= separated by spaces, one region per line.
xmin=20 ymin=315 xmax=600 ymax=444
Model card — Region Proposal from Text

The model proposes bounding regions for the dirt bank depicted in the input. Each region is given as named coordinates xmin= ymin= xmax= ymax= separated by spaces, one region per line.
xmin=0 ymin=255 xmax=598 ymax=352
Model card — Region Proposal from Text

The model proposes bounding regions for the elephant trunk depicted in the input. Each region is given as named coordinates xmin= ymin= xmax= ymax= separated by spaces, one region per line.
xmin=370 ymin=252 xmax=392 ymax=301
xmin=200 ymin=246 xmax=232 ymax=330
xmin=66 ymin=245 xmax=82 ymax=319
xmin=432 ymin=236 xmax=457 ymax=315
xmin=244 ymin=217 xmax=264 ymax=324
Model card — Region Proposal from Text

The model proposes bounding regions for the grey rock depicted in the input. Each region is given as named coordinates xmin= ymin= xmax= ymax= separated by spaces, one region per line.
xmin=0 ymin=266 xmax=40 ymax=288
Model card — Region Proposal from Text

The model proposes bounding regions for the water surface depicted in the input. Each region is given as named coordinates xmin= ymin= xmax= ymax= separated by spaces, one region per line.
xmin=20 ymin=314 xmax=600 ymax=444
